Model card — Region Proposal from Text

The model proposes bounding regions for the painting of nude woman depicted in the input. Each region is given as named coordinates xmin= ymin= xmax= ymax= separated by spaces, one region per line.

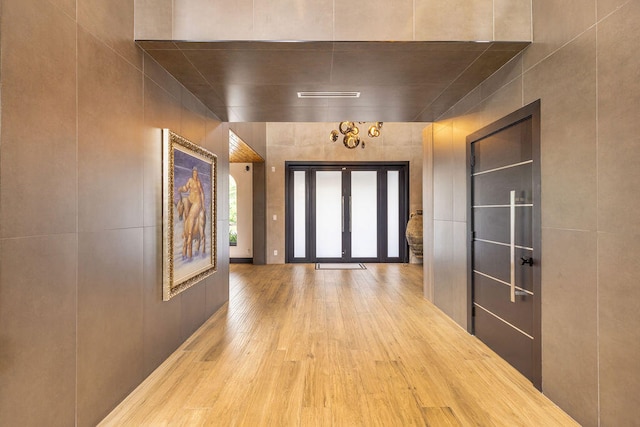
xmin=162 ymin=130 xmax=217 ymax=301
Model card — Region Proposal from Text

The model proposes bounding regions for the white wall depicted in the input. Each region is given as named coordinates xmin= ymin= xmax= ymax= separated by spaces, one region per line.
xmin=230 ymin=163 xmax=254 ymax=259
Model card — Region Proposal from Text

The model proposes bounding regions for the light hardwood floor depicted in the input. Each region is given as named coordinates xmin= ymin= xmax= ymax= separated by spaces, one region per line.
xmin=100 ymin=263 xmax=577 ymax=426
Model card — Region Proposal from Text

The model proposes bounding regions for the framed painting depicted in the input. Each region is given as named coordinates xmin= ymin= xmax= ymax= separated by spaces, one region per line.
xmin=162 ymin=129 xmax=217 ymax=301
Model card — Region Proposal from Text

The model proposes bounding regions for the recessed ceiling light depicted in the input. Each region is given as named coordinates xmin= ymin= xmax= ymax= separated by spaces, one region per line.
xmin=297 ymin=91 xmax=361 ymax=99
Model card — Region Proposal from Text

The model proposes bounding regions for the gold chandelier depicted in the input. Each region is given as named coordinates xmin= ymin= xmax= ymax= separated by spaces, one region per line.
xmin=330 ymin=121 xmax=383 ymax=149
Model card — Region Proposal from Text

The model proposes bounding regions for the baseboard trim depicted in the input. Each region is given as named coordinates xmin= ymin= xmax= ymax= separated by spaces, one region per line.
xmin=230 ymin=258 xmax=253 ymax=264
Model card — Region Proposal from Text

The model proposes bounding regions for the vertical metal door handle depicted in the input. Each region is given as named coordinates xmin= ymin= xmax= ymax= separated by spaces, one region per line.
xmin=349 ymin=196 xmax=352 ymax=233
xmin=341 ymin=196 xmax=345 ymax=232
xmin=510 ymin=190 xmax=516 ymax=303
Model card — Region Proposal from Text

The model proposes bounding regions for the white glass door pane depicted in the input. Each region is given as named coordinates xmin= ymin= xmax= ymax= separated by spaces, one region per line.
xmin=387 ymin=171 xmax=400 ymax=258
xmin=293 ymin=171 xmax=306 ymax=258
xmin=315 ymin=171 xmax=343 ymax=258
xmin=351 ymin=171 xmax=378 ymax=258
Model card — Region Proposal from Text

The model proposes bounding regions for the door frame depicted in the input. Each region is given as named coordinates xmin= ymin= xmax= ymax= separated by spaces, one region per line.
xmin=285 ymin=161 xmax=410 ymax=264
xmin=466 ymin=99 xmax=542 ymax=389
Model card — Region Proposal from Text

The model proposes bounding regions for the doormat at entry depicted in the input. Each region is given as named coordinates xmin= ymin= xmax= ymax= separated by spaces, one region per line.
xmin=315 ymin=263 xmax=366 ymax=270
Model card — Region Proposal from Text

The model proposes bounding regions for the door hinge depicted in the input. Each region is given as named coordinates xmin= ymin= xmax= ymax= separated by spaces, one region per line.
xmin=470 ymin=155 xmax=476 ymax=168
xmin=472 ymin=305 xmax=476 ymax=317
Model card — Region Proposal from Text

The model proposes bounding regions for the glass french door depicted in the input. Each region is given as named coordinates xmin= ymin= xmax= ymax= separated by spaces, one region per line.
xmin=315 ymin=170 xmax=344 ymax=258
xmin=286 ymin=162 xmax=409 ymax=263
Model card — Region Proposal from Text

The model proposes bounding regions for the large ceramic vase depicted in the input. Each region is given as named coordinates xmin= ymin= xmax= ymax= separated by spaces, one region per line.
xmin=405 ymin=210 xmax=423 ymax=258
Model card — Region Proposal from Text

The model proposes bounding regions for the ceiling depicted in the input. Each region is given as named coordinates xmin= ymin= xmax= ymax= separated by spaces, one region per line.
xmin=229 ymin=130 xmax=264 ymax=163
xmin=138 ymin=41 xmax=529 ymax=123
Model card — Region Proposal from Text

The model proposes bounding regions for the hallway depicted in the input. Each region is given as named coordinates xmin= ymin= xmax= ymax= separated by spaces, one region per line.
xmin=101 ymin=264 xmax=576 ymax=426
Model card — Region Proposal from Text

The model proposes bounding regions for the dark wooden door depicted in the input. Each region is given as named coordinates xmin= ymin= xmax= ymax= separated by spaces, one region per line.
xmin=467 ymin=101 xmax=541 ymax=389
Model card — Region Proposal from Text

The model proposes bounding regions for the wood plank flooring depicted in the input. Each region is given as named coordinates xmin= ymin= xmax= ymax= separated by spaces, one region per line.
xmin=100 ymin=264 xmax=577 ymax=426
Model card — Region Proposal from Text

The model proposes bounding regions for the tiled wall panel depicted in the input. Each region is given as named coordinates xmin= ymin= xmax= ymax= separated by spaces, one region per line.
xmin=0 ymin=1 xmax=230 ymax=425
xmin=424 ymin=2 xmax=640 ymax=425
xmin=137 ymin=0 xmax=532 ymax=42
xmin=0 ymin=0 xmax=77 ymax=239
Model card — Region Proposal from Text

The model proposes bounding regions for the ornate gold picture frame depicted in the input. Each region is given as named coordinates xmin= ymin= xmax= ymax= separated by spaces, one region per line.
xmin=162 ymin=129 xmax=217 ymax=301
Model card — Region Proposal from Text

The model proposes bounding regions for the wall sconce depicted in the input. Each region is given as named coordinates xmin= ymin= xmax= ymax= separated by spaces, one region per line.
xmin=330 ymin=121 xmax=383 ymax=149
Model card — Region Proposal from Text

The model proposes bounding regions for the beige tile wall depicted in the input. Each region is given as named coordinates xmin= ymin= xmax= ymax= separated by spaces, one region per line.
xmin=0 ymin=235 xmax=78 ymax=425
xmin=524 ymin=28 xmax=597 ymax=231
xmin=137 ymin=0 xmax=532 ymax=42
xmin=266 ymin=122 xmax=425 ymax=264
xmin=416 ymin=0 xmax=493 ymax=41
xmin=541 ymin=228 xmax=598 ymax=422
xmin=595 ymin=3 xmax=640 ymax=424
xmin=135 ymin=0 xmax=173 ymax=40
xmin=494 ymin=0 xmax=532 ymax=41
xmin=423 ymin=2 xmax=640 ymax=425
xmin=0 ymin=0 xmax=77 ymax=239
xmin=0 ymin=0 xmax=230 ymax=426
